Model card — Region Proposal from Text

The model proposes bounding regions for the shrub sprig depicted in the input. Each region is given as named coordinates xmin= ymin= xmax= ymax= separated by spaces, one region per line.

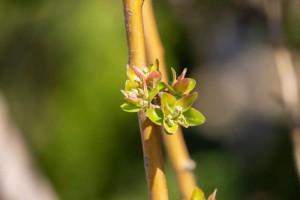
xmin=121 ymin=60 xmax=205 ymax=134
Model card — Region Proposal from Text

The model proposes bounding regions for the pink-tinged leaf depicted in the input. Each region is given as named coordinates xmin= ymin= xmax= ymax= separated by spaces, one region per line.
xmin=190 ymin=187 xmax=205 ymax=200
xmin=142 ymin=78 xmax=148 ymax=96
xmin=173 ymin=78 xmax=190 ymax=94
xmin=129 ymin=66 xmax=144 ymax=82
xmin=146 ymin=71 xmax=162 ymax=87
xmin=120 ymin=103 xmax=142 ymax=112
xmin=176 ymin=92 xmax=198 ymax=112
xmin=177 ymin=68 xmax=187 ymax=81
xmin=208 ymin=189 xmax=217 ymax=200
xmin=147 ymin=108 xmax=163 ymax=125
xmin=183 ymin=108 xmax=205 ymax=126
xmin=161 ymin=92 xmax=176 ymax=109
xmin=163 ymin=121 xmax=178 ymax=134
xmin=124 ymin=97 xmax=143 ymax=107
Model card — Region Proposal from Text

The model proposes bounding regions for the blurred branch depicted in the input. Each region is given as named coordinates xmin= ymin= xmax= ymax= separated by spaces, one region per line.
xmin=143 ymin=1 xmax=197 ymax=199
xmin=122 ymin=0 xmax=169 ymax=199
xmin=0 ymin=94 xmax=58 ymax=200
xmin=264 ymin=0 xmax=300 ymax=180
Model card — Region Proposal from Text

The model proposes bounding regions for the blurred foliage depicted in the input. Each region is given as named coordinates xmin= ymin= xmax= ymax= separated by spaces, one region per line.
xmin=0 ymin=1 xmax=143 ymax=199
xmin=1 ymin=0 xmax=300 ymax=200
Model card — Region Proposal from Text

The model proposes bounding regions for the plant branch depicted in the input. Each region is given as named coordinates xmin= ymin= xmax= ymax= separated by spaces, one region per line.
xmin=265 ymin=0 xmax=300 ymax=180
xmin=0 ymin=94 xmax=58 ymax=200
xmin=143 ymin=1 xmax=197 ymax=199
xmin=122 ymin=0 xmax=169 ymax=199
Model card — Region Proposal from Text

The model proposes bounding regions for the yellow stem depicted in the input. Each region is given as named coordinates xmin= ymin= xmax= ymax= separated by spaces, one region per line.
xmin=122 ymin=1 xmax=169 ymax=199
xmin=143 ymin=1 xmax=197 ymax=199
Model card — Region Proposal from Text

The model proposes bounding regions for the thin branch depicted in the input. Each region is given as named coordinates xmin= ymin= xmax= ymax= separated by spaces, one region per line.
xmin=265 ymin=0 xmax=300 ymax=179
xmin=0 ymin=94 xmax=58 ymax=200
xmin=143 ymin=1 xmax=197 ymax=199
xmin=122 ymin=0 xmax=169 ymax=199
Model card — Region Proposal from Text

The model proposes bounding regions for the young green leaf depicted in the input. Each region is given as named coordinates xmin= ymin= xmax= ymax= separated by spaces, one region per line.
xmin=163 ymin=121 xmax=178 ymax=134
xmin=151 ymin=59 xmax=159 ymax=71
xmin=125 ymin=80 xmax=140 ymax=91
xmin=148 ymin=88 xmax=159 ymax=102
xmin=163 ymin=104 xmax=173 ymax=117
xmin=176 ymin=92 xmax=198 ymax=112
xmin=156 ymin=82 xmax=167 ymax=91
xmin=183 ymin=78 xmax=196 ymax=94
xmin=161 ymin=92 xmax=176 ymax=109
xmin=190 ymin=187 xmax=205 ymax=200
xmin=176 ymin=116 xmax=189 ymax=128
xmin=171 ymin=67 xmax=177 ymax=84
xmin=120 ymin=102 xmax=142 ymax=112
xmin=165 ymin=83 xmax=176 ymax=95
xmin=147 ymin=108 xmax=164 ymax=125
xmin=183 ymin=108 xmax=205 ymax=126
xmin=126 ymin=67 xmax=137 ymax=81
